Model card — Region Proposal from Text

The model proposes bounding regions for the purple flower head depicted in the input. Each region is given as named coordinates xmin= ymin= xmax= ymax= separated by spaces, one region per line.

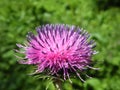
xmin=16 ymin=24 xmax=98 ymax=82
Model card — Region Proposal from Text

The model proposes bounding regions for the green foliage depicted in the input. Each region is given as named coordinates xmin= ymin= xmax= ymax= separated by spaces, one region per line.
xmin=0 ymin=0 xmax=120 ymax=90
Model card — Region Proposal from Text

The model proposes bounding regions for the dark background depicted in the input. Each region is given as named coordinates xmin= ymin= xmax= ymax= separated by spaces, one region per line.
xmin=0 ymin=0 xmax=120 ymax=90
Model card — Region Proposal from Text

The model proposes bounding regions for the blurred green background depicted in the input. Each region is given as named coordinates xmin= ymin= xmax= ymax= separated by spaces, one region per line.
xmin=0 ymin=0 xmax=120 ymax=90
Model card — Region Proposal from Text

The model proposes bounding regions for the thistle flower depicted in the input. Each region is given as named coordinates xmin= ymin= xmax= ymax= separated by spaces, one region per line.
xmin=16 ymin=24 xmax=98 ymax=82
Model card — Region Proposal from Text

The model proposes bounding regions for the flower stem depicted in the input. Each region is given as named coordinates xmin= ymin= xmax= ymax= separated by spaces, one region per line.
xmin=53 ymin=78 xmax=62 ymax=90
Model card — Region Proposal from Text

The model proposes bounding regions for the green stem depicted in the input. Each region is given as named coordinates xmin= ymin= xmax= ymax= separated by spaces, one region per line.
xmin=53 ymin=78 xmax=62 ymax=90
